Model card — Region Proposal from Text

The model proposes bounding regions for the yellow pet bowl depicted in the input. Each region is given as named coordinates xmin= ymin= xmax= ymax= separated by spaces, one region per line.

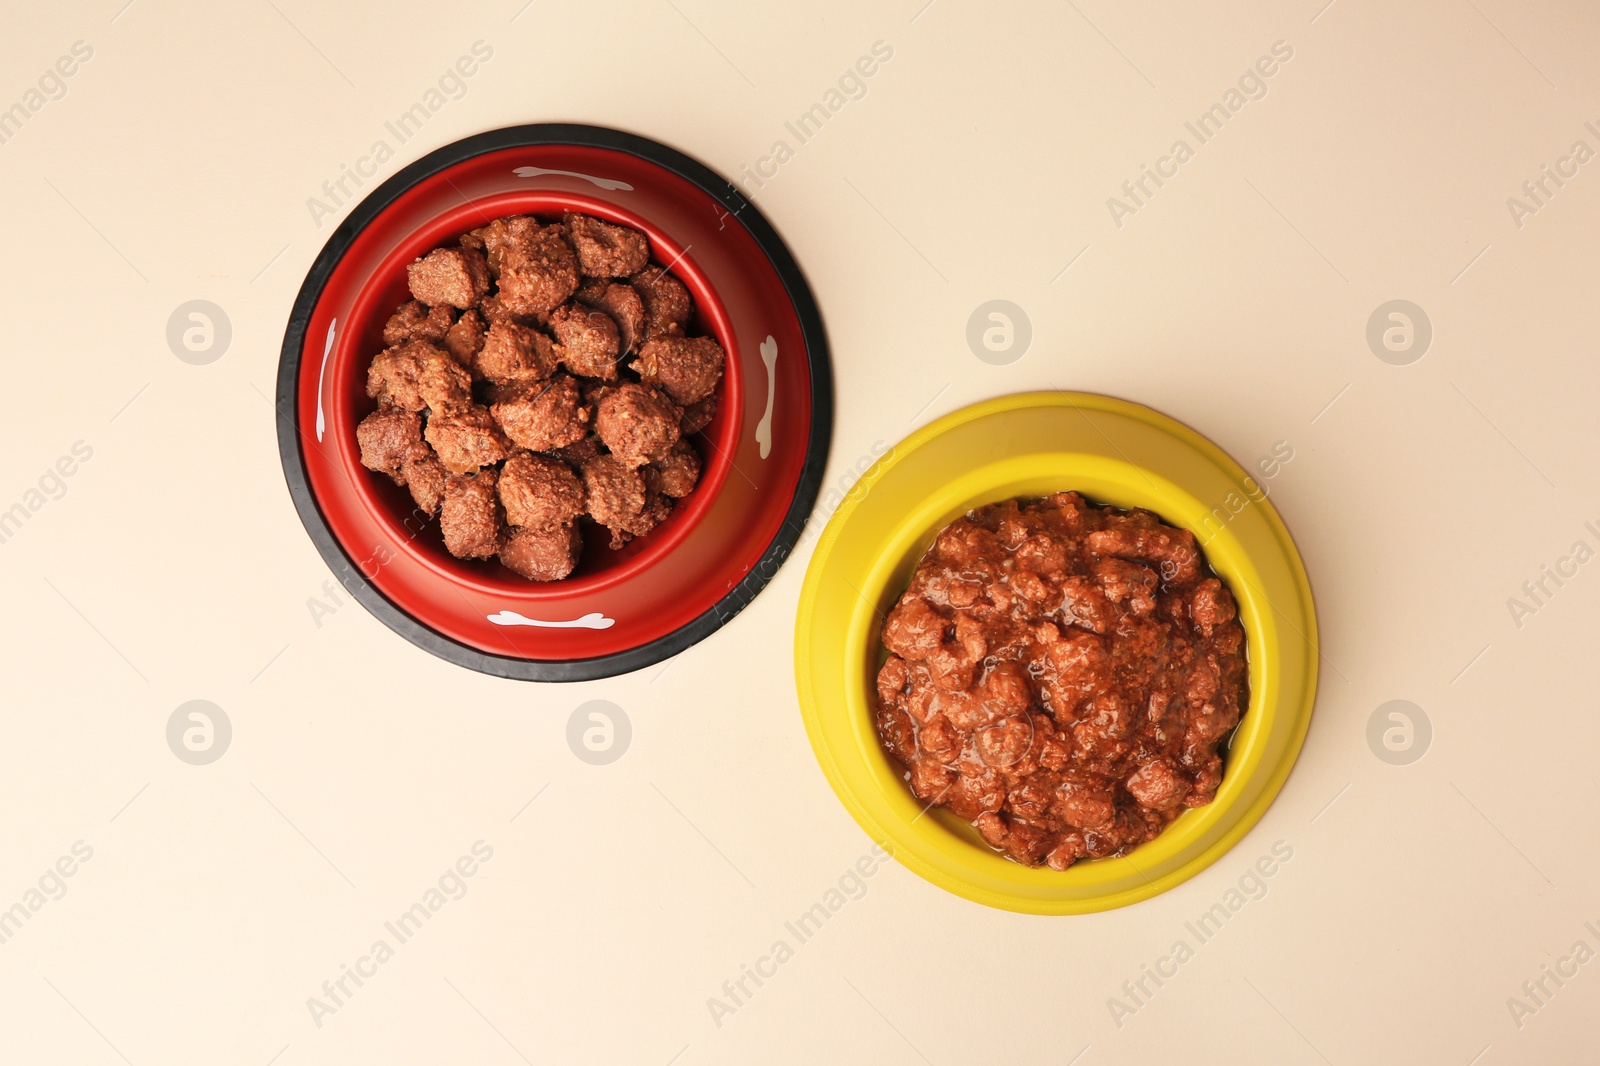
xmin=794 ymin=392 xmax=1318 ymax=914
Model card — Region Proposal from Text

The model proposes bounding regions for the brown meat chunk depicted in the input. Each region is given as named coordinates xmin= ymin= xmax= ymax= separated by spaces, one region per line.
xmin=356 ymin=406 xmax=422 ymax=484
xmin=1045 ymin=835 xmax=1088 ymax=872
xmin=479 ymin=293 xmax=546 ymax=329
xmin=1124 ymin=758 xmax=1192 ymax=812
xmin=882 ymin=594 xmax=950 ymax=661
xmin=579 ymin=377 xmax=617 ymax=409
xmin=883 ymin=596 xmax=987 ymax=692
xmin=490 ymin=375 xmax=591 ymax=451
xmin=499 ymin=452 xmax=585 ymax=531
xmin=1085 ymin=512 xmax=1201 ymax=585
xmin=548 ymin=302 xmax=621 ymax=380
xmin=443 ymin=309 xmax=486 ymax=368
xmin=366 ymin=341 xmax=471 ymax=414
xmin=594 ymin=383 xmax=682 ymax=468
xmin=574 ymin=277 xmax=607 ymax=303
xmin=1004 ymin=821 xmax=1056 ymax=867
xmin=680 ymin=394 xmax=716 ymax=435
xmin=946 ymin=766 xmax=1005 ymax=818
xmin=383 ymin=299 xmax=454 ymax=346
xmin=1052 ymin=773 xmax=1117 ymax=829
xmin=630 ymin=490 xmax=675 ymax=540
xmin=582 ymin=455 xmax=646 ymax=548
xmin=578 ymin=280 xmax=646 ymax=353
xmin=551 ymin=436 xmax=602 ymax=469
xmin=400 ymin=442 xmax=447 ymax=516
xmin=598 ymin=488 xmax=672 ymax=546
xmin=424 ymin=405 xmax=511 ymax=474
xmin=630 ymin=265 xmax=691 ymax=339
xmin=877 ymin=655 xmax=910 ymax=708
xmin=1094 ymin=557 xmax=1158 ymax=616
xmin=876 ymin=696 xmax=916 ymax=767
xmin=499 ymin=522 xmax=582 ymax=581
xmin=634 ymin=335 xmax=724 ymax=406
xmin=644 ymin=440 xmax=701 ymax=498
xmin=495 ymin=222 xmax=580 ymax=318
xmin=466 ymin=216 xmax=539 ymax=277
xmin=1189 ymin=578 xmax=1237 ymax=637
xmin=474 ymin=321 xmax=561 ymax=385
xmin=407 ymin=247 xmax=490 ymax=309
xmin=481 ymin=376 xmax=545 ymax=406
xmin=439 ymin=469 xmax=501 ymax=559
xmin=564 ymin=213 xmax=650 ymax=277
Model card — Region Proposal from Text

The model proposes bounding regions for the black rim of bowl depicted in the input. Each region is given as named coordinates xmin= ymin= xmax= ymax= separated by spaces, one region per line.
xmin=274 ymin=123 xmax=834 ymax=682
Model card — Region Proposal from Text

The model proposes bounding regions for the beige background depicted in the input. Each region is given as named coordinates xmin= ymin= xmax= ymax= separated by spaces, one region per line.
xmin=2 ymin=0 xmax=1597 ymax=1062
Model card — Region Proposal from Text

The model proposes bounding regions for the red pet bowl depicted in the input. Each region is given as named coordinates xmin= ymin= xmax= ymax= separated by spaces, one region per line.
xmin=275 ymin=125 xmax=832 ymax=681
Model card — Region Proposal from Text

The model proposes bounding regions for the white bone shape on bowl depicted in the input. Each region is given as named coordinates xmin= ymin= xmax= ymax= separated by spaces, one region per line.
xmin=314 ymin=318 xmax=337 ymax=442
xmin=512 ymin=166 xmax=633 ymax=192
xmin=755 ymin=335 xmax=777 ymax=460
xmin=486 ymin=610 xmax=615 ymax=630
